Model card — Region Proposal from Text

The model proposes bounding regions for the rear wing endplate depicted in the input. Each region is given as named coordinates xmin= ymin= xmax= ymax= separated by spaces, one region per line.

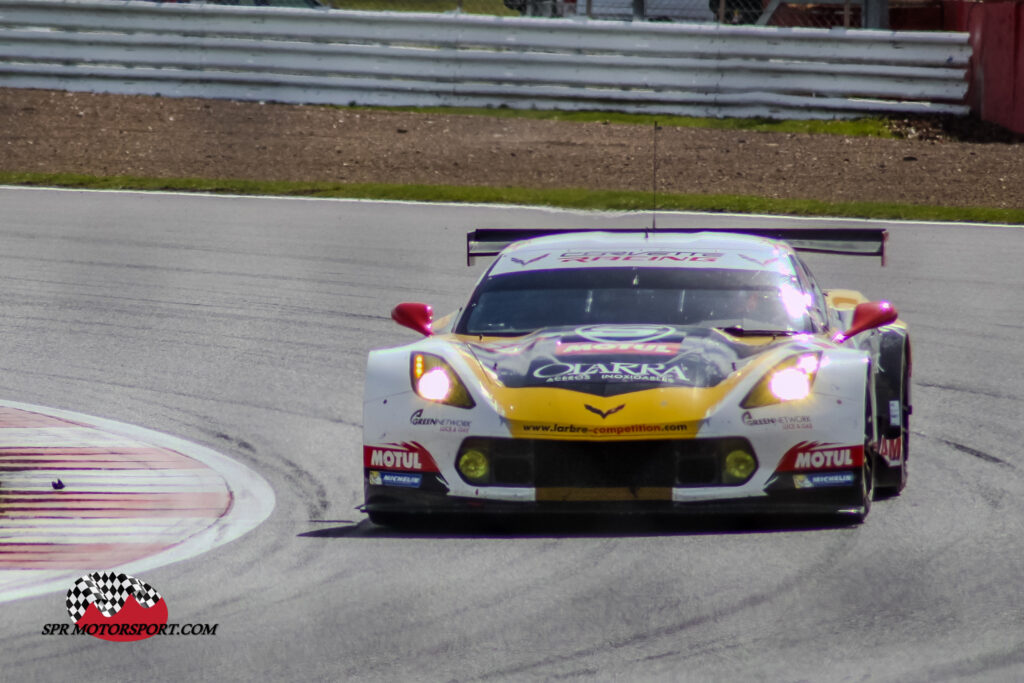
xmin=467 ymin=227 xmax=888 ymax=265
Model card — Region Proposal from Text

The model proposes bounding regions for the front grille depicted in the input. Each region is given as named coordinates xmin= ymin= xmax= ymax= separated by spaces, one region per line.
xmin=457 ymin=437 xmax=755 ymax=488
xmin=492 ymin=456 xmax=532 ymax=485
xmin=534 ymin=441 xmax=675 ymax=487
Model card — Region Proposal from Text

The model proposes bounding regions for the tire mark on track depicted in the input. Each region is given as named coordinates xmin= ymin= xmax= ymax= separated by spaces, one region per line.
xmin=465 ymin=528 xmax=864 ymax=682
xmin=914 ymin=637 xmax=1024 ymax=683
xmin=0 ymin=364 xmax=358 ymax=425
xmin=912 ymin=430 xmax=1010 ymax=466
xmin=915 ymin=381 xmax=1020 ymax=403
xmin=198 ymin=428 xmax=330 ymax=518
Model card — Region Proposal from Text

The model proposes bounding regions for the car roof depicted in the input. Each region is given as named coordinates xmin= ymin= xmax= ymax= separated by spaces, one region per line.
xmin=489 ymin=230 xmax=798 ymax=277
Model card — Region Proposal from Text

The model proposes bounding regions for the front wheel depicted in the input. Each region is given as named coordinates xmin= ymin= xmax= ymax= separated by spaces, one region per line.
xmin=876 ymin=343 xmax=910 ymax=496
xmin=849 ymin=380 xmax=876 ymax=523
xmin=851 ymin=448 xmax=874 ymax=523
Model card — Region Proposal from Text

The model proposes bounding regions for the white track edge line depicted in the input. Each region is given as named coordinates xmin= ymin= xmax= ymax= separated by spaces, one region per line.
xmin=1 ymin=185 xmax=1021 ymax=229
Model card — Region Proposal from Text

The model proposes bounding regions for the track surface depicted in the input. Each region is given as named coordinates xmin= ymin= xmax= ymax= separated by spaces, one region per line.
xmin=1 ymin=188 xmax=1023 ymax=681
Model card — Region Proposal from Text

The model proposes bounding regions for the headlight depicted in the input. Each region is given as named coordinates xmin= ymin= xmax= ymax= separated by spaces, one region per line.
xmin=741 ymin=353 xmax=821 ymax=409
xmin=457 ymin=448 xmax=490 ymax=483
xmin=410 ymin=353 xmax=475 ymax=408
xmin=723 ymin=448 xmax=757 ymax=484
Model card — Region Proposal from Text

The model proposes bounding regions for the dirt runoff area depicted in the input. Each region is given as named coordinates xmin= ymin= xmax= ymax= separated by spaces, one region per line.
xmin=2 ymin=87 xmax=1023 ymax=210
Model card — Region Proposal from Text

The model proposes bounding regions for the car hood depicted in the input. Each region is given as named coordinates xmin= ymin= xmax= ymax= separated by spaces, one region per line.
xmin=464 ymin=324 xmax=774 ymax=397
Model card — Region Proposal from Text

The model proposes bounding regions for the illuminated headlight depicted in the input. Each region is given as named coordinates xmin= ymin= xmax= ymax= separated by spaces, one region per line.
xmin=417 ymin=368 xmax=452 ymax=401
xmin=741 ymin=353 xmax=821 ymax=409
xmin=410 ymin=353 xmax=475 ymax=408
xmin=769 ymin=367 xmax=812 ymax=401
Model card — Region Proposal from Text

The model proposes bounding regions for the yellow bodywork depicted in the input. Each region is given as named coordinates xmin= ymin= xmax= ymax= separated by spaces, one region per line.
xmin=825 ymin=289 xmax=909 ymax=334
xmin=824 ymin=288 xmax=869 ymax=312
xmin=444 ymin=332 xmax=788 ymax=441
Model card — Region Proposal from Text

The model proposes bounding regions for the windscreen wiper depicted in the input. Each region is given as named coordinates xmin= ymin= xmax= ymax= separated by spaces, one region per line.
xmin=717 ymin=325 xmax=800 ymax=337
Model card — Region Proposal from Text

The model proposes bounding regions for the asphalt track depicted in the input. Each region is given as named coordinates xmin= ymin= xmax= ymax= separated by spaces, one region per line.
xmin=1 ymin=187 xmax=1023 ymax=681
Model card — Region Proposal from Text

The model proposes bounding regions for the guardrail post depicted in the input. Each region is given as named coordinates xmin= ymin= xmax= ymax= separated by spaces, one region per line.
xmin=632 ymin=0 xmax=645 ymax=20
xmin=864 ymin=0 xmax=889 ymax=28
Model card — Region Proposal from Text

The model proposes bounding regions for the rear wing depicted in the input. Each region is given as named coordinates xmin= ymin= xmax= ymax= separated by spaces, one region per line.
xmin=466 ymin=227 xmax=888 ymax=265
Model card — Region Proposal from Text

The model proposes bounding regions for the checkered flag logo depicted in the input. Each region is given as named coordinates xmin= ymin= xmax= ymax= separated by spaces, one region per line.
xmin=66 ymin=572 xmax=162 ymax=623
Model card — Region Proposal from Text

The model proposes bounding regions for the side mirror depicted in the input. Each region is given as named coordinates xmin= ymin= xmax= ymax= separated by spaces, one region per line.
xmin=836 ymin=301 xmax=898 ymax=342
xmin=391 ymin=302 xmax=433 ymax=336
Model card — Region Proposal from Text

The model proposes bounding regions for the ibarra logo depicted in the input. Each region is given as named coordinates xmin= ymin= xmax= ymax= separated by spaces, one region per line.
xmin=66 ymin=572 xmax=168 ymax=642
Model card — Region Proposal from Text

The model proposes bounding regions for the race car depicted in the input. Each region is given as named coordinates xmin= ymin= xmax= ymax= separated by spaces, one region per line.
xmin=362 ymin=228 xmax=910 ymax=525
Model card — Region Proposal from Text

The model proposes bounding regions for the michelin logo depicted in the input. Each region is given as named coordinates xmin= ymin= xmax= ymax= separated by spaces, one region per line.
xmin=368 ymin=471 xmax=422 ymax=489
xmin=794 ymin=472 xmax=856 ymax=489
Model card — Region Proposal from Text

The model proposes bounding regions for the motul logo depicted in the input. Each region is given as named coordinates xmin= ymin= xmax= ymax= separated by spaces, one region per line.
xmin=776 ymin=441 xmax=864 ymax=473
xmin=370 ymin=449 xmax=421 ymax=470
xmin=795 ymin=448 xmax=853 ymax=469
xmin=362 ymin=442 xmax=438 ymax=473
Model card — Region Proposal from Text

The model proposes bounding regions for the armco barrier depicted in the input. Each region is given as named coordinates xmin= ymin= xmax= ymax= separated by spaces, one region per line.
xmin=0 ymin=0 xmax=970 ymax=119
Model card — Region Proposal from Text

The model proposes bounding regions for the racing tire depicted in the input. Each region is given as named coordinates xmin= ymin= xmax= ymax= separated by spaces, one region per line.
xmin=852 ymin=449 xmax=874 ymax=523
xmin=875 ymin=343 xmax=910 ymax=496
xmin=849 ymin=380 xmax=875 ymax=523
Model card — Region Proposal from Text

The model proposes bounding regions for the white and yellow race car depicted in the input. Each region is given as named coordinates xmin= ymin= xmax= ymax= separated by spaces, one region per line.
xmin=362 ymin=228 xmax=910 ymax=525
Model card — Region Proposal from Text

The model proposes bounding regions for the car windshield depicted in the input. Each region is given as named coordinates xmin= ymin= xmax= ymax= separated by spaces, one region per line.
xmin=457 ymin=267 xmax=815 ymax=336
